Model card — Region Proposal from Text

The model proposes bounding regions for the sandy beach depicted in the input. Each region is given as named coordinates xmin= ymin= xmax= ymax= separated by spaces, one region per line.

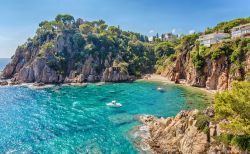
xmin=141 ymin=74 xmax=217 ymax=95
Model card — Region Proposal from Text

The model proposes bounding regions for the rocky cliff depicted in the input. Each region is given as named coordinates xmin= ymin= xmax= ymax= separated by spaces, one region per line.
xmin=1 ymin=15 xmax=155 ymax=84
xmin=2 ymin=36 xmax=130 ymax=84
xmin=160 ymin=39 xmax=250 ymax=91
xmin=133 ymin=109 xmax=243 ymax=154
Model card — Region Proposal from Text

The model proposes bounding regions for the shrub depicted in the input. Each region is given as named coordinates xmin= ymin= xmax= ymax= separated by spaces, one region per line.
xmin=231 ymin=135 xmax=250 ymax=151
xmin=79 ymin=23 xmax=93 ymax=34
xmin=195 ymin=112 xmax=210 ymax=133
xmin=154 ymin=42 xmax=175 ymax=58
xmin=118 ymin=62 xmax=129 ymax=74
xmin=216 ymin=134 xmax=234 ymax=145
xmin=210 ymin=42 xmax=232 ymax=60
xmin=38 ymin=42 xmax=54 ymax=57
xmin=205 ymin=17 xmax=250 ymax=34
xmin=211 ymin=48 xmax=224 ymax=60
xmin=73 ymin=33 xmax=85 ymax=50
xmin=191 ymin=50 xmax=205 ymax=70
xmin=214 ymin=81 xmax=250 ymax=135
xmin=230 ymin=38 xmax=250 ymax=65
xmin=245 ymin=73 xmax=250 ymax=82
xmin=216 ymin=134 xmax=250 ymax=151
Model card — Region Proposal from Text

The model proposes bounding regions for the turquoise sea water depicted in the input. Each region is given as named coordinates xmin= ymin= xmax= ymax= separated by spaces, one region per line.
xmin=0 ymin=59 xmax=210 ymax=153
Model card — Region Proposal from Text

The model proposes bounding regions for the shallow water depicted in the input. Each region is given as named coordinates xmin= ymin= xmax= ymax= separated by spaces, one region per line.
xmin=0 ymin=81 xmax=211 ymax=153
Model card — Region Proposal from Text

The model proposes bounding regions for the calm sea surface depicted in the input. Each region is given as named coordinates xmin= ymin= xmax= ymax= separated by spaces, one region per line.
xmin=0 ymin=59 xmax=210 ymax=153
xmin=0 ymin=58 xmax=10 ymax=71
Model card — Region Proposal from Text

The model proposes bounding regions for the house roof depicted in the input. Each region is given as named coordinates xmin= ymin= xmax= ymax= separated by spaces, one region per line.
xmin=198 ymin=33 xmax=230 ymax=40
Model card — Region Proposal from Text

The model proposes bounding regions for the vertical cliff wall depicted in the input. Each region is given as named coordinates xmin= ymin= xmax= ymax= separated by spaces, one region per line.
xmin=161 ymin=40 xmax=250 ymax=91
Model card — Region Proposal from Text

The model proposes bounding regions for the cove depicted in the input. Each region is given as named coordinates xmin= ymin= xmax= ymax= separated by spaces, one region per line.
xmin=0 ymin=81 xmax=211 ymax=153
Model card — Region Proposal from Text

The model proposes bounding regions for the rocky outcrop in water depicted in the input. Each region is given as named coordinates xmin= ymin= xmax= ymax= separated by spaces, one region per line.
xmin=2 ymin=53 xmax=131 ymax=84
xmin=133 ymin=109 xmax=243 ymax=154
xmin=1 ymin=15 xmax=156 ymax=84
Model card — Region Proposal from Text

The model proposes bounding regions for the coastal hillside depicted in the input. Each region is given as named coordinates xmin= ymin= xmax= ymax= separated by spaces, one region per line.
xmin=1 ymin=14 xmax=155 ymax=83
xmin=2 ymin=15 xmax=250 ymax=89
xmin=156 ymin=17 xmax=250 ymax=90
xmin=159 ymin=36 xmax=250 ymax=90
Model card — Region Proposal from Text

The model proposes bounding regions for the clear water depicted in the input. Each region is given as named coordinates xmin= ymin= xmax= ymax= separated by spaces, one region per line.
xmin=0 ymin=59 xmax=211 ymax=153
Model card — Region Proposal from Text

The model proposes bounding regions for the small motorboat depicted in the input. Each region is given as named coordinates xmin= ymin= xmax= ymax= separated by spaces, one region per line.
xmin=96 ymin=82 xmax=105 ymax=86
xmin=106 ymin=100 xmax=122 ymax=107
xmin=157 ymin=87 xmax=164 ymax=92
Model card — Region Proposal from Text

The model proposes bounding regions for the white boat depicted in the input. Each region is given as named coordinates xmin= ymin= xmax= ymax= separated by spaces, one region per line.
xmin=157 ymin=87 xmax=164 ymax=91
xmin=96 ymin=82 xmax=105 ymax=86
xmin=157 ymin=87 xmax=163 ymax=90
xmin=106 ymin=100 xmax=122 ymax=107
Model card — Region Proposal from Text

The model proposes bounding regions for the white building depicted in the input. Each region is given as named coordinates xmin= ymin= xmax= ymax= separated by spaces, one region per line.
xmin=161 ymin=33 xmax=178 ymax=41
xmin=198 ymin=33 xmax=230 ymax=47
xmin=148 ymin=36 xmax=154 ymax=42
xmin=231 ymin=23 xmax=250 ymax=39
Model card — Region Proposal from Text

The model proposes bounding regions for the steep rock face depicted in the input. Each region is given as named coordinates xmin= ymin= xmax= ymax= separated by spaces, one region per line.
xmin=7 ymin=57 xmax=64 ymax=84
xmin=205 ymin=56 xmax=230 ymax=90
xmin=2 ymin=47 xmax=27 ymax=79
xmin=134 ymin=110 xmax=242 ymax=154
xmin=1 ymin=31 xmax=130 ymax=84
xmin=102 ymin=67 xmax=129 ymax=82
xmin=161 ymin=51 xmax=247 ymax=90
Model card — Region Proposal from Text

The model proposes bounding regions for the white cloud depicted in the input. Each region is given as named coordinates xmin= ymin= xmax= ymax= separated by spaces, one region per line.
xmin=172 ymin=28 xmax=176 ymax=34
xmin=149 ymin=30 xmax=154 ymax=34
xmin=189 ymin=29 xmax=195 ymax=34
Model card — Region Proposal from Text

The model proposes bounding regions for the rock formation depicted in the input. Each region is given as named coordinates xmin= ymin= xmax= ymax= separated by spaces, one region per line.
xmin=133 ymin=109 xmax=243 ymax=154
xmin=1 ymin=32 xmax=131 ymax=84
xmin=1 ymin=15 xmax=157 ymax=84
xmin=161 ymin=50 xmax=249 ymax=91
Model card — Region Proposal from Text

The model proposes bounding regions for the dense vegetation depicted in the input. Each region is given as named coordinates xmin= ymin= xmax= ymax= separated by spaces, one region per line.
xmin=24 ymin=14 xmax=155 ymax=77
xmin=153 ymin=16 xmax=250 ymax=77
xmin=214 ymin=81 xmax=250 ymax=151
xmin=190 ymin=38 xmax=250 ymax=73
xmin=17 ymin=15 xmax=250 ymax=80
xmin=154 ymin=33 xmax=199 ymax=73
xmin=205 ymin=16 xmax=250 ymax=34
xmin=29 ymin=14 xmax=206 ymax=77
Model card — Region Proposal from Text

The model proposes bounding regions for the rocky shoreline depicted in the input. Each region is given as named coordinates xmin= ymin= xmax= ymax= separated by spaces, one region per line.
xmin=132 ymin=109 xmax=243 ymax=154
xmin=0 ymin=73 xmax=217 ymax=97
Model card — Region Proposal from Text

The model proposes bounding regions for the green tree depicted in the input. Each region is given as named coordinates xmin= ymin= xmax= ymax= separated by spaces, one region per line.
xmin=214 ymin=81 xmax=250 ymax=135
xmin=79 ymin=23 xmax=93 ymax=34
xmin=154 ymin=42 xmax=175 ymax=58
xmin=73 ymin=33 xmax=85 ymax=50
xmin=55 ymin=14 xmax=75 ymax=25
xmin=205 ymin=16 xmax=250 ymax=34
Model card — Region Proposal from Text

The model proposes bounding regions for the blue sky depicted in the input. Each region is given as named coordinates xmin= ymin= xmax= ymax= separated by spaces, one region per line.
xmin=0 ymin=0 xmax=250 ymax=58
